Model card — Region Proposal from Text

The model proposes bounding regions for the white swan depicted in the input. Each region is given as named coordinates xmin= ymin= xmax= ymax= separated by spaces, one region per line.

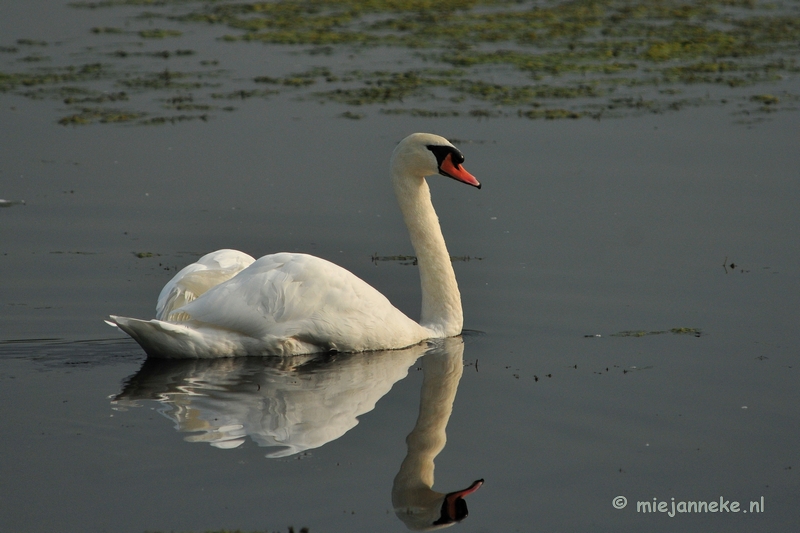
xmin=108 ymin=133 xmax=480 ymax=358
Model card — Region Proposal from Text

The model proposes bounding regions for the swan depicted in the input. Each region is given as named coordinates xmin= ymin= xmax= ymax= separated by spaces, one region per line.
xmin=108 ymin=133 xmax=480 ymax=358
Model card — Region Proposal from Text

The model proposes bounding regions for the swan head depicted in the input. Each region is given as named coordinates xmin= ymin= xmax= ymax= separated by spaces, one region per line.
xmin=391 ymin=133 xmax=480 ymax=189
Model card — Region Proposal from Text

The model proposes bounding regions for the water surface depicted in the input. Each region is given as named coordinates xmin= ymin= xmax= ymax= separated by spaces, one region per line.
xmin=1 ymin=1 xmax=798 ymax=532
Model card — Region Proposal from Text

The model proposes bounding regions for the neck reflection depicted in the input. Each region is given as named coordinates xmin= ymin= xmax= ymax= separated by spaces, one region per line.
xmin=392 ymin=337 xmax=483 ymax=530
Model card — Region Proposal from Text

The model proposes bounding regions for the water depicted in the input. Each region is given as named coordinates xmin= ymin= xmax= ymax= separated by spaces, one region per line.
xmin=1 ymin=2 xmax=799 ymax=532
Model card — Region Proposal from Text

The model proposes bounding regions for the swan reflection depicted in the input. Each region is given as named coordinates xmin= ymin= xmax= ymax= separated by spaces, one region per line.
xmin=113 ymin=345 xmax=422 ymax=457
xmin=112 ymin=337 xmax=481 ymax=528
xmin=393 ymin=337 xmax=483 ymax=530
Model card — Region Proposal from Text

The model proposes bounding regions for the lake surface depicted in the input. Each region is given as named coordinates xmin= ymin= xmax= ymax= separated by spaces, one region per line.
xmin=1 ymin=1 xmax=798 ymax=532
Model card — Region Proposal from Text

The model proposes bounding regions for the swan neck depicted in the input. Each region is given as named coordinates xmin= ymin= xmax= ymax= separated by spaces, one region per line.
xmin=392 ymin=169 xmax=463 ymax=337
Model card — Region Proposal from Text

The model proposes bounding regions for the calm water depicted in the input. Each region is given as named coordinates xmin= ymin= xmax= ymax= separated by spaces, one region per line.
xmin=1 ymin=2 xmax=799 ymax=532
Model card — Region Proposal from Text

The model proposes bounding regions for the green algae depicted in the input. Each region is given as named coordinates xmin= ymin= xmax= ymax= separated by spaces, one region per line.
xmin=611 ymin=327 xmax=703 ymax=337
xmin=381 ymin=107 xmax=460 ymax=116
xmin=751 ymin=93 xmax=780 ymax=103
xmin=371 ymin=253 xmax=483 ymax=265
xmin=3 ymin=0 xmax=799 ymax=124
xmin=192 ymin=0 xmax=799 ymax=118
xmin=138 ymin=29 xmax=183 ymax=39
xmin=519 ymin=107 xmax=582 ymax=119
xmin=91 ymin=26 xmax=125 ymax=34
xmin=0 ymin=63 xmax=107 ymax=90
xmin=110 ymin=49 xmax=197 ymax=59
xmin=58 ymin=107 xmax=143 ymax=125
xmin=118 ymin=68 xmax=222 ymax=90
xmin=16 ymin=39 xmax=48 ymax=47
xmin=141 ymin=113 xmax=209 ymax=124
xmin=19 ymin=55 xmax=50 ymax=63
xmin=162 ymin=94 xmax=212 ymax=111
xmin=63 ymin=90 xmax=129 ymax=104
xmin=211 ymin=88 xmax=279 ymax=99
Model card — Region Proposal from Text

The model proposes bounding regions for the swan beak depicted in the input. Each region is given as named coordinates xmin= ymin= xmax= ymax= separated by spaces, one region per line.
xmin=439 ymin=153 xmax=481 ymax=189
xmin=436 ymin=478 xmax=484 ymax=525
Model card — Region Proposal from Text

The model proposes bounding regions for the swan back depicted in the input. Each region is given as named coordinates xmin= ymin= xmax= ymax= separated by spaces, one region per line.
xmin=157 ymin=249 xmax=255 ymax=320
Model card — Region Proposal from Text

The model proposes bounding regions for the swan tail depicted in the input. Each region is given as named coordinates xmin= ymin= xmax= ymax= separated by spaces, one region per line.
xmin=107 ymin=315 xmax=214 ymax=358
xmin=106 ymin=315 xmax=322 ymax=358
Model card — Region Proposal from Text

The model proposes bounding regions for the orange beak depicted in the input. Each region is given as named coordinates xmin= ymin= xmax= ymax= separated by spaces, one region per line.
xmin=439 ymin=153 xmax=481 ymax=189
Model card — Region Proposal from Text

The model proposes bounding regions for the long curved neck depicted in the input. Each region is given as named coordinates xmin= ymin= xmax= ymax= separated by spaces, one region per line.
xmin=392 ymin=168 xmax=463 ymax=337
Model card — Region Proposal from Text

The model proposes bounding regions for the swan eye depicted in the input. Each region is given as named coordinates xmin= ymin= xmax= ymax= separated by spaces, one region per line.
xmin=426 ymin=144 xmax=465 ymax=169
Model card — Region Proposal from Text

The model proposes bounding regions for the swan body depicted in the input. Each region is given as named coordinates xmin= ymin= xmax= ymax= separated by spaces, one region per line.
xmin=109 ymin=133 xmax=480 ymax=358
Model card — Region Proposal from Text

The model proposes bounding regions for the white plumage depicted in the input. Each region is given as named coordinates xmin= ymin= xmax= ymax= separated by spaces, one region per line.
xmin=108 ymin=133 xmax=481 ymax=358
xmin=156 ymin=249 xmax=255 ymax=321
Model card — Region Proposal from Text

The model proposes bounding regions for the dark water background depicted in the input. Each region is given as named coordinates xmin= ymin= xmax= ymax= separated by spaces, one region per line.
xmin=1 ymin=1 xmax=799 ymax=532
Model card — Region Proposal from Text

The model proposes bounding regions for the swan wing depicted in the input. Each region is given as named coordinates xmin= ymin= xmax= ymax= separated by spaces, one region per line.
xmin=174 ymin=253 xmax=427 ymax=353
xmin=157 ymin=249 xmax=255 ymax=320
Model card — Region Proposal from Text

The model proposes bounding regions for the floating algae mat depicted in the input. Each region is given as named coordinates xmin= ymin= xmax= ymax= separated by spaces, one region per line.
xmin=1 ymin=0 xmax=798 ymax=124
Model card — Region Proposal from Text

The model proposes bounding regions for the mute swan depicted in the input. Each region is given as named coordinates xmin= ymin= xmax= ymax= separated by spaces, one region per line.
xmin=108 ymin=133 xmax=480 ymax=358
